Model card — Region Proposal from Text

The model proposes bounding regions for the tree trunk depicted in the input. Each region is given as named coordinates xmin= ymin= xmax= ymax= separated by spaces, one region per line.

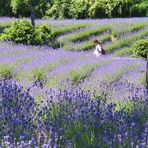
xmin=30 ymin=0 xmax=35 ymax=27
xmin=146 ymin=53 xmax=148 ymax=90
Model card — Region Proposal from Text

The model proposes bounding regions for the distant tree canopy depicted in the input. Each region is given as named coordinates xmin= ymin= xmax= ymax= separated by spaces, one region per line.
xmin=0 ymin=0 xmax=148 ymax=18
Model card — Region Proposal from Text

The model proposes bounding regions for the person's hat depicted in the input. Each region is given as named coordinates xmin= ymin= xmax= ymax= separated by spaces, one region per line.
xmin=93 ymin=39 xmax=102 ymax=44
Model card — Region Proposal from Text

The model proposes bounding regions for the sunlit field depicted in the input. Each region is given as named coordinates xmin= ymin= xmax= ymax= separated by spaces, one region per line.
xmin=0 ymin=17 xmax=148 ymax=147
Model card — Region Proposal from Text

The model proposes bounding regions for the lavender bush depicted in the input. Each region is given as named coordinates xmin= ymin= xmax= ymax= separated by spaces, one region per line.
xmin=0 ymin=80 xmax=147 ymax=147
xmin=0 ymin=80 xmax=38 ymax=142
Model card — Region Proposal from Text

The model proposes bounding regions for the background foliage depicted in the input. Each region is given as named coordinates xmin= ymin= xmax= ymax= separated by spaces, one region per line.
xmin=0 ymin=19 xmax=51 ymax=45
xmin=0 ymin=0 xmax=148 ymax=18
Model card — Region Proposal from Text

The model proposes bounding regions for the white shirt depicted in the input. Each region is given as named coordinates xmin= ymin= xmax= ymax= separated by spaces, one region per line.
xmin=94 ymin=44 xmax=102 ymax=57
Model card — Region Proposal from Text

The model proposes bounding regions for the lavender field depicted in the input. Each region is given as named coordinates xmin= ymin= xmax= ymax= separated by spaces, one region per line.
xmin=0 ymin=17 xmax=148 ymax=147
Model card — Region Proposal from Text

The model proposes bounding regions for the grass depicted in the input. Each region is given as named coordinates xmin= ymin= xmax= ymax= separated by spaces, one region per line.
xmin=28 ymin=61 xmax=63 ymax=82
xmin=60 ymin=25 xmax=111 ymax=43
xmin=64 ymin=33 xmax=111 ymax=51
xmin=0 ymin=57 xmax=33 ymax=80
xmin=16 ymin=57 xmax=33 ymax=65
xmin=52 ymin=23 xmax=90 ymax=38
xmin=112 ymin=47 xmax=133 ymax=56
xmin=105 ymin=29 xmax=148 ymax=52
xmin=0 ymin=64 xmax=14 ymax=79
xmin=16 ymin=62 xmax=60 ymax=81
xmin=32 ymin=68 xmax=47 ymax=82
xmin=64 ymin=41 xmax=94 ymax=51
xmin=139 ymin=73 xmax=146 ymax=86
xmin=112 ymin=22 xmax=148 ymax=37
xmin=0 ymin=50 xmax=26 ymax=57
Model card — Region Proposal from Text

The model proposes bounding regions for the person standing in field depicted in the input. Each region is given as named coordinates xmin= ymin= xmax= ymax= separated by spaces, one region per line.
xmin=93 ymin=40 xmax=106 ymax=57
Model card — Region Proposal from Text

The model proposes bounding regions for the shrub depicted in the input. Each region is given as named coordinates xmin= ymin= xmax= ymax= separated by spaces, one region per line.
xmin=0 ymin=22 xmax=11 ymax=33
xmin=35 ymin=24 xmax=51 ymax=45
xmin=132 ymin=39 xmax=148 ymax=58
xmin=48 ymin=39 xmax=61 ymax=49
xmin=0 ymin=19 xmax=51 ymax=46
xmin=0 ymin=19 xmax=36 ymax=44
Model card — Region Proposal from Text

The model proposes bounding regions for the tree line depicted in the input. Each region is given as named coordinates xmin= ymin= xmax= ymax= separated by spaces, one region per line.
xmin=0 ymin=0 xmax=148 ymax=19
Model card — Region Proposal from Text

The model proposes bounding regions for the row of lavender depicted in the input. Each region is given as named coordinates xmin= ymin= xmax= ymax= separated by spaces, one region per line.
xmin=0 ymin=18 xmax=147 ymax=97
xmin=0 ymin=43 xmax=146 ymax=100
xmin=0 ymin=42 xmax=146 ymax=96
xmin=0 ymin=79 xmax=148 ymax=147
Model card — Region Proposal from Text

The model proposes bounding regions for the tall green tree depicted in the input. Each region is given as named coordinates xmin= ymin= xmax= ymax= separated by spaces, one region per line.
xmin=131 ymin=0 xmax=148 ymax=17
xmin=30 ymin=0 xmax=36 ymax=26
xmin=35 ymin=0 xmax=51 ymax=18
xmin=88 ymin=0 xmax=107 ymax=18
xmin=30 ymin=0 xmax=51 ymax=25
xmin=45 ymin=0 xmax=71 ymax=19
xmin=69 ymin=0 xmax=90 ymax=19
xmin=1 ymin=0 xmax=148 ymax=18
xmin=11 ymin=0 xmax=49 ymax=26
xmin=11 ymin=0 xmax=30 ymax=17
xmin=11 ymin=0 xmax=36 ymax=25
